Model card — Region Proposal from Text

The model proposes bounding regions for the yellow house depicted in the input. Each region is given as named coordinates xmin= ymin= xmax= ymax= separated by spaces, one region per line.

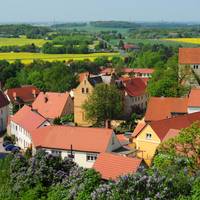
xmin=132 ymin=112 xmax=200 ymax=165
xmin=74 ymin=74 xmax=105 ymax=126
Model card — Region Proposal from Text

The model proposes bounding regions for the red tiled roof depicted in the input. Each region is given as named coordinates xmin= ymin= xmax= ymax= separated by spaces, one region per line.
xmin=124 ymin=78 xmax=147 ymax=97
xmin=124 ymin=44 xmax=138 ymax=50
xmin=133 ymin=68 xmax=154 ymax=74
xmin=32 ymin=126 xmax=113 ymax=153
xmin=145 ymin=97 xmax=188 ymax=122
xmin=0 ymin=90 xmax=9 ymax=108
xmin=116 ymin=134 xmax=129 ymax=144
xmin=93 ymin=152 xmax=142 ymax=180
xmin=162 ymin=129 xmax=180 ymax=142
xmin=5 ymin=85 xmax=40 ymax=103
xmin=188 ymin=88 xmax=200 ymax=107
xmin=32 ymin=92 xmax=70 ymax=119
xmin=150 ymin=112 xmax=200 ymax=141
xmin=179 ymin=48 xmax=200 ymax=64
xmin=11 ymin=105 xmax=47 ymax=133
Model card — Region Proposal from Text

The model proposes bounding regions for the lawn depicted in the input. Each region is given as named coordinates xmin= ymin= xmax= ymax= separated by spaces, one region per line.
xmin=0 ymin=52 xmax=120 ymax=64
xmin=0 ymin=37 xmax=47 ymax=47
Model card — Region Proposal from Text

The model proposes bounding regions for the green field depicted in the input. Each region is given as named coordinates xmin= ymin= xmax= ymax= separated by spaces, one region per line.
xmin=111 ymin=38 xmax=200 ymax=47
xmin=0 ymin=37 xmax=47 ymax=47
xmin=0 ymin=52 xmax=120 ymax=64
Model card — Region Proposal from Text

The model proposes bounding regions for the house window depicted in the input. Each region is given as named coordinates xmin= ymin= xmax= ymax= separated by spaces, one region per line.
xmin=146 ymin=133 xmax=152 ymax=140
xmin=52 ymin=150 xmax=62 ymax=156
xmin=86 ymin=153 xmax=97 ymax=161
xmin=84 ymin=80 xmax=86 ymax=85
xmin=82 ymin=88 xmax=85 ymax=93
xmin=86 ymin=88 xmax=89 ymax=93
xmin=68 ymin=152 xmax=75 ymax=159
xmin=16 ymin=125 xmax=18 ymax=131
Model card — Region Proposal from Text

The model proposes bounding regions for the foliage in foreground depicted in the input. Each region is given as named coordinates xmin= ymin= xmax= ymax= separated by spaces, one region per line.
xmin=1 ymin=146 xmax=200 ymax=200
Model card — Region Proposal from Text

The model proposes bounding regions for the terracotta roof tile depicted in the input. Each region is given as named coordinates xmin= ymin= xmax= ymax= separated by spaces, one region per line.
xmin=188 ymin=88 xmax=200 ymax=107
xmin=132 ymin=121 xmax=146 ymax=137
xmin=162 ymin=129 xmax=180 ymax=142
xmin=32 ymin=126 xmax=113 ymax=153
xmin=11 ymin=105 xmax=47 ymax=133
xmin=145 ymin=97 xmax=188 ymax=122
xmin=5 ymin=85 xmax=40 ymax=103
xmin=123 ymin=78 xmax=147 ymax=97
xmin=179 ymin=48 xmax=200 ymax=64
xmin=0 ymin=90 xmax=9 ymax=108
xmin=32 ymin=92 xmax=70 ymax=119
xmin=150 ymin=112 xmax=200 ymax=141
xmin=93 ymin=152 xmax=142 ymax=180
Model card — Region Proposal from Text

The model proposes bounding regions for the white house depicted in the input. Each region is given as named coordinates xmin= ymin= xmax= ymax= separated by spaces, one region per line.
xmin=31 ymin=126 xmax=122 ymax=168
xmin=0 ymin=91 xmax=9 ymax=132
xmin=9 ymin=105 xmax=50 ymax=149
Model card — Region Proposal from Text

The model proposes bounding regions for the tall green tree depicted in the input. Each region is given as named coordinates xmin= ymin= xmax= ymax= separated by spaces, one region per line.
xmin=83 ymin=83 xmax=123 ymax=126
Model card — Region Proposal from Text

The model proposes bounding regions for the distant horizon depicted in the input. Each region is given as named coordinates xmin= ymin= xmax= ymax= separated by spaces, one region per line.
xmin=0 ymin=20 xmax=199 ymax=26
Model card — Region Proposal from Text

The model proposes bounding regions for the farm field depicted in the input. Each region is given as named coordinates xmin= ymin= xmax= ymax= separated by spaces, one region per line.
xmin=0 ymin=52 xmax=120 ymax=64
xmin=110 ymin=38 xmax=200 ymax=47
xmin=162 ymin=38 xmax=200 ymax=45
xmin=0 ymin=37 xmax=47 ymax=47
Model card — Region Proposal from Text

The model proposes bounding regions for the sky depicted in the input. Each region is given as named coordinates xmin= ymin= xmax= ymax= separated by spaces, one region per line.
xmin=0 ymin=0 xmax=199 ymax=23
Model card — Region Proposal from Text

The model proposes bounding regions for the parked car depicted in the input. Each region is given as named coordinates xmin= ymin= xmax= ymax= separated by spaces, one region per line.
xmin=3 ymin=140 xmax=12 ymax=147
xmin=11 ymin=146 xmax=21 ymax=153
xmin=5 ymin=144 xmax=15 ymax=151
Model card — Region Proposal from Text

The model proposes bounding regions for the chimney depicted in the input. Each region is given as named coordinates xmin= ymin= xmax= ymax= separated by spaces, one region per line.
xmin=13 ymin=92 xmax=17 ymax=100
xmin=32 ymin=89 xmax=36 ymax=98
xmin=44 ymin=96 xmax=48 ymax=103
xmin=105 ymin=120 xmax=111 ymax=129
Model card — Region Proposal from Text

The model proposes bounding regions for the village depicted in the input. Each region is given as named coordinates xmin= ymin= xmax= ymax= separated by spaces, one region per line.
xmin=0 ymin=47 xmax=199 ymax=181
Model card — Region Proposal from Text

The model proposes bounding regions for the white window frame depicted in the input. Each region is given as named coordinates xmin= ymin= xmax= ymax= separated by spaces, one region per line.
xmin=86 ymin=153 xmax=98 ymax=162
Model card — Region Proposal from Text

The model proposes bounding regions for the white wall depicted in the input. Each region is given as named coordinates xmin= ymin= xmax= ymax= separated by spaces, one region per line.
xmin=188 ymin=107 xmax=200 ymax=114
xmin=0 ymin=105 xmax=9 ymax=132
xmin=44 ymin=148 xmax=98 ymax=168
xmin=10 ymin=120 xmax=50 ymax=149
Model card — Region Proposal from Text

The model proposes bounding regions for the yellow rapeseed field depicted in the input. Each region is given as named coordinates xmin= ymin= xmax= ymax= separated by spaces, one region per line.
xmin=0 ymin=52 xmax=120 ymax=64
xmin=162 ymin=38 xmax=200 ymax=45
xmin=0 ymin=37 xmax=47 ymax=47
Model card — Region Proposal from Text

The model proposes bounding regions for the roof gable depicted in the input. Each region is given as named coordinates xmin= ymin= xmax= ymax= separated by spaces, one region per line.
xmin=11 ymin=105 xmax=47 ymax=133
xmin=188 ymin=88 xmax=200 ymax=107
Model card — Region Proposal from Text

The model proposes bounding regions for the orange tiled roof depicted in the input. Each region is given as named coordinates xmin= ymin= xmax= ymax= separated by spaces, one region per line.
xmin=93 ymin=152 xmax=142 ymax=180
xmin=5 ymin=85 xmax=40 ymax=103
xmin=188 ymin=88 xmax=200 ymax=107
xmin=132 ymin=121 xmax=146 ymax=137
xmin=145 ymin=97 xmax=188 ymax=122
xmin=133 ymin=68 xmax=154 ymax=74
xmin=79 ymin=72 xmax=89 ymax=82
xmin=32 ymin=126 xmax=113 ymax=153
xmin=11 ymin=105 xmax=47 ymax=133
xmin=179 ymin=48 xmax=200 ymax=64
xmin=32 ymin=92 xmax=70 ymax=119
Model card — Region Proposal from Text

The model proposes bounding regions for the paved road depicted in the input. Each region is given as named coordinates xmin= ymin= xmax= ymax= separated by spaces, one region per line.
xmin=0 ymin=136 xmax=8 ymax=159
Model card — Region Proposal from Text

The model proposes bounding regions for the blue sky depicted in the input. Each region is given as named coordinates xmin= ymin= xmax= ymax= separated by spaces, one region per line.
xmin=0 ymin=0 xmax=199 ymax=23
